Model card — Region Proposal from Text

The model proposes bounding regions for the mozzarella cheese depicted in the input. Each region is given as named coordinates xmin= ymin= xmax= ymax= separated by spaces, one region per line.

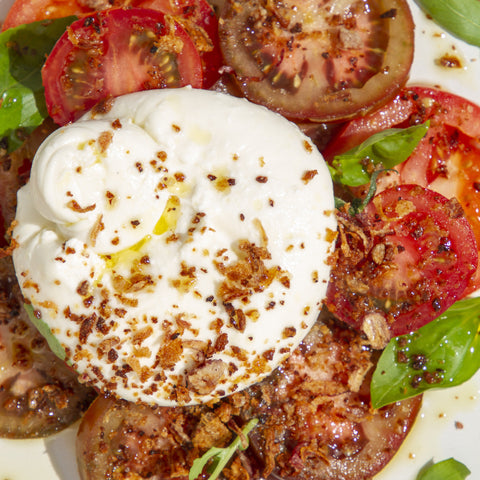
xmin=12 ymin=88 xmax=336 ymax=406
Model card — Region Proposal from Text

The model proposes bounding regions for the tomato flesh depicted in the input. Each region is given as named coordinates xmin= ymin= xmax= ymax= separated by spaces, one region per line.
xmin=42 ymin=8 xmax=204 ymax=125
xmin=323 ymin=86 xmax=480 ymax=295
xmin=132 ymin=0 xmax=222 ymax=87
xmin=219 ymin=0 xmax=414 ymax=122
xmin=325 ymin=185 xmax=478 ymax=338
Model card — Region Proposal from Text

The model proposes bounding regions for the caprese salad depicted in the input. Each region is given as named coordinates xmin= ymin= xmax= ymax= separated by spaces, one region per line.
xmin=0 ymin=0 xmax=479 ymax=479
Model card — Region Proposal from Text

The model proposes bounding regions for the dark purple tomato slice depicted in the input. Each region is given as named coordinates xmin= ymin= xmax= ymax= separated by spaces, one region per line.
xmin=76 ymin=312 xmax=421 ymax=480
xmin=0 ymin=120 xmax=56 ymax=250
xmin=218 ymin=0 xmax=414 ymax=122
xmin=0 ymin=255 xmax=96 ymax=438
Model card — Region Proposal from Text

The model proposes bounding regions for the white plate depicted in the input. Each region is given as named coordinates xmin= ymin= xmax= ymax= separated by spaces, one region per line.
xmin=1 ymin=1 xmax=480 ymax=479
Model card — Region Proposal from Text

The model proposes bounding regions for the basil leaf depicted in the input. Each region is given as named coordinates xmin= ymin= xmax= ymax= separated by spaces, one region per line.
xmin=189 ymin=418 xmax=258 ymax=480
xmin=415 ymin=0 xmax=480 ymax=48
xmin=335 ymin=169 xmax=392 ymax=216
xmin=349 ymin=169 xmax=400 ymax=215
xmin=371 ymin=297 xmax=480 ymax=409
xmin=23 ymin=303 xmax=67 ymax=361
xmin=417 ymin=458 xmax=471 ymax=480
xmin=0 ymin=16 xmax=75 ymax=152
xmin=328 ymin=122 xmax=429 ymax=187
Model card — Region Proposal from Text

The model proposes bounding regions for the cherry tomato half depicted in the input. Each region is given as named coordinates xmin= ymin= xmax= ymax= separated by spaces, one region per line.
xmin=42 ymin=7 xmax=204 ymax=125
xmin=323 ymin=86 xmax=480 ymax=295
xmin=218 ymin=0 xmax=414 ymax=122
xmin=325 ymin=185 xmax=478 ymax=339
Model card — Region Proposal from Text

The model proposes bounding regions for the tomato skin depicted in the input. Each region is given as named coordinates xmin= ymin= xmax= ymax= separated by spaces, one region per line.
xmin=1 ymin=0 xmax=90 ymax=30
xmin=218 ymin=0 xmax=414 ymax=122
xmin=325 ymin=185 xmax=478 ymax=338
xmin=42 ymin=8 xmax=204 ymax=125
xmin=323 ymin=86 xmax=480 ymax=295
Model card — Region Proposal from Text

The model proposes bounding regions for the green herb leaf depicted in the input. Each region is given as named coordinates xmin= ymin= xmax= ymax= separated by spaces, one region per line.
xmin=328 ymin=122 xmax=429 ymax=187
xmin=371 ymin=296 xmax=480 ymax=409
xmin=350 ymin=168 xmax=397 ymax=215
xmin=23 ymin=303 xmax=67 ymax=361
xmin=334 ymin=169 xmax=397 ymax=216
xmin=189 ymin=418 xmax=259 ymax=480
xmin=0 ymin=16 xmax=75 ymax=152
xmin=416 ymin=458 xmax=471 ymax=480
xmin=415 ymin=0 xmax=480 ymax=48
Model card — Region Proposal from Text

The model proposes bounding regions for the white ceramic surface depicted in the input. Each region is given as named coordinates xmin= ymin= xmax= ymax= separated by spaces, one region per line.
xmin=0 ymin=1 xmax=480 ymax=479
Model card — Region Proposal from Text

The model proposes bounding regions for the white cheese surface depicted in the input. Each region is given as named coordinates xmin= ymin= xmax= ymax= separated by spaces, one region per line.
xmin=12 ymin=88 xmax=336 ymax=406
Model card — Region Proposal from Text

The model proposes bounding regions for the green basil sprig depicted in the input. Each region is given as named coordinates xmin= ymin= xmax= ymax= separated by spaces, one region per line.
xmin=416 ymin=458 xmax=471 ymax=480
xmin=0 ymin=16 xmax=75 ymax=153
xmin=335 ymin=169 xmax=394 ymax=216
xmin=189 ymin=418 xmax=258 ymax=480
xmin=328 ymin=122 xmax=429 ymax=187
xmin=371 ymin=296 xmax=480 ymax=409
xmin=415 ymin=0 xmax=480 ymax=48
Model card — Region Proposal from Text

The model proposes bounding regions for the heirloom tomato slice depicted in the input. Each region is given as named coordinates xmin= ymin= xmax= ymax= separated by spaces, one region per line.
xmin=76 ymin=315 xmax=422 ymax=480
xmin=0 ymin=256 xmax=96 ymax=438
xmin=42 ymin=7 xmax=203 ymax=125
xmin=325 ymin=185 xmax=478 ymax=339
xmin=323 ymin=86 xmax=480 ymax=295
xmin=218 ymin=0 xmax=414 ymax=122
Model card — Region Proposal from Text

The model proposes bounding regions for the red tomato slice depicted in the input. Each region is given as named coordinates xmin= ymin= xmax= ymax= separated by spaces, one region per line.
xmin=325 ymin=185 xmax=478 ymax=339
xmin=2 ymin=0 xmax=221 ymax=88
xmin=218 ymin=0 xmax=414 ymax=122
xmin=132 ymin=0 xmax=222 ymax=87
xmin=323 ymin=86 xmax=480 ymax=295
xmin=1 ymin=0 xmax=90 ymax=30
xmin=41 ymin=7 xmax=203 ymax=125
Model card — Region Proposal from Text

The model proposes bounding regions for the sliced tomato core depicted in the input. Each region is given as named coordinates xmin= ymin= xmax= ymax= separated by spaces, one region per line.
xmin=3 ymin=0 xmax=222 ymax=87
